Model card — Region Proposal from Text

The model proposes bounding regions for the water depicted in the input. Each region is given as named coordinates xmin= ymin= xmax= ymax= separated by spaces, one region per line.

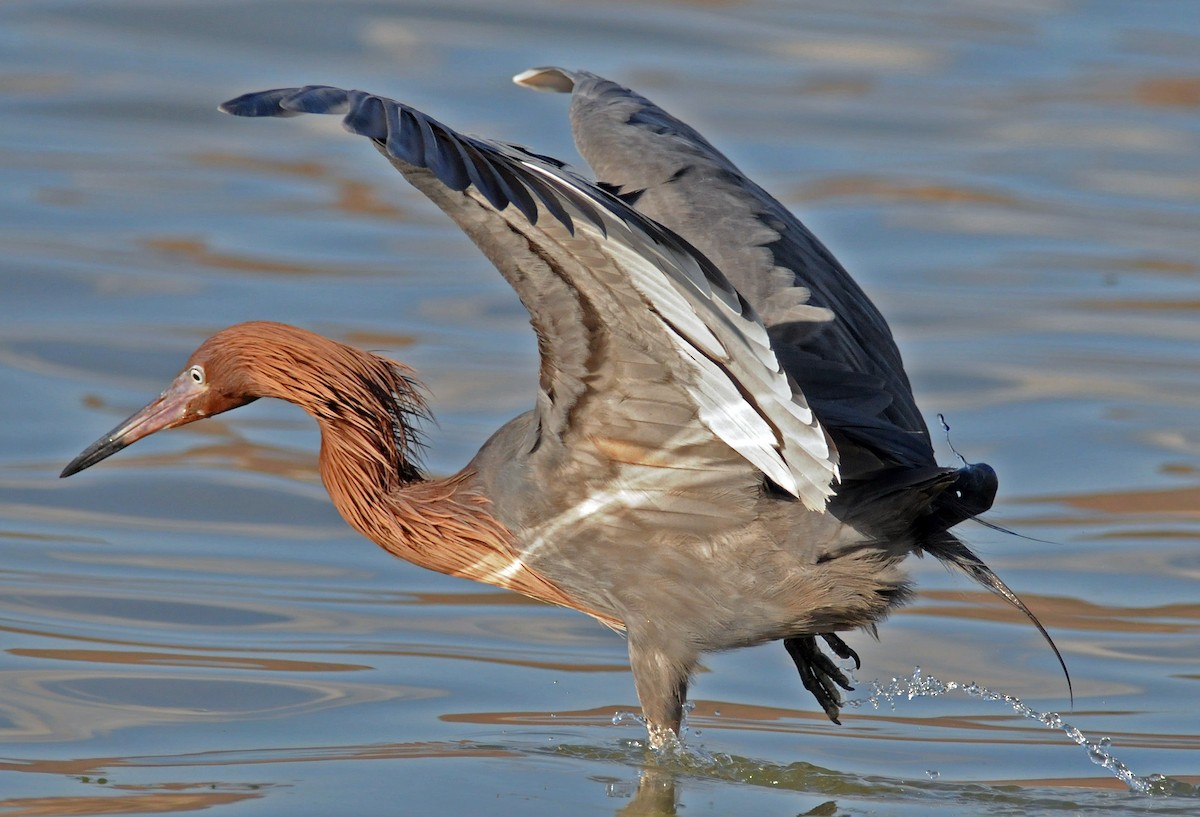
xmin=3 ymin=0 xmax=1200 ymax=814
xmin=846 ymin=666 xmax=1193 ymax=795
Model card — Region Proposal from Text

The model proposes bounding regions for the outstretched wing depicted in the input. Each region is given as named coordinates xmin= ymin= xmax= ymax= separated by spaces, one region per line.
xmin=513 ymin=69 xmax=1077 ymax=697
xmin=515 ymin=67 xmax=934 ymax=478
xmin=221 ymin=86 xmax=839 ymax=509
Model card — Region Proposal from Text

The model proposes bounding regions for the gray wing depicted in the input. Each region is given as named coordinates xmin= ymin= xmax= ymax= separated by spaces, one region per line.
xmin=515 ymin=67 xmax=933 ymax=478
xmin=513 ymin=69 xmax=1075 ymax=694
xmin=220 ymin=86 xmax=838 ymax=510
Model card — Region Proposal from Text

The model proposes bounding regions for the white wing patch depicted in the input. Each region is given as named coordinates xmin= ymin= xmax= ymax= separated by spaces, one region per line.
xmin=520 ymin=160 xmax=839 ymax=511
xmin=224 ymin=85 xmax=839 ymax=512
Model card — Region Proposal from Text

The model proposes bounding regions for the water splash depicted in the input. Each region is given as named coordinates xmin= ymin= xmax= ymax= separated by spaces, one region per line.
xmin=611 ymin=710 xmax=644 ymax=729
xmin=844 ymin=666 xmax=1185 ymax=794
xmin=612 ymin=702 xmax=700 ymax=755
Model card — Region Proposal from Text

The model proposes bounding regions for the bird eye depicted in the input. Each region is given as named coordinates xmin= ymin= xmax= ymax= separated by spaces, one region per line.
xmin=188 ymin=365 xmax=206 ymax=385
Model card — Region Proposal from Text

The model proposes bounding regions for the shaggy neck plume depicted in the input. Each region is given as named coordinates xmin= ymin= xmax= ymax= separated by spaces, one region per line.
xmin=213 ymin=322 xmax=608 ymax=623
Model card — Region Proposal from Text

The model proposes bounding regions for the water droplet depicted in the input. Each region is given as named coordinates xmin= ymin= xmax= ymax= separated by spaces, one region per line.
xmin=834 ymin=667 xmax=1169 ymax=794
xmin=612 ymin=710 xmax=644 ymax=726
xmin=926 ymin=769 xmax=940 ymax=780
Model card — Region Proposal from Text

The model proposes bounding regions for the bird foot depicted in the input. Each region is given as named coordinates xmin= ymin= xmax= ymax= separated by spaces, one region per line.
xmin=784 ymin=634 xmax=860 ymax=724
xmin=820 ymin=632 xmax=861 ymax=669
xmin=644 ymin=722 xmax=684 ymax=752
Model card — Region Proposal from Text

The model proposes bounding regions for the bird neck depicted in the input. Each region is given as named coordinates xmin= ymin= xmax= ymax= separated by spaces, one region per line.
xmin=215 ymin=324 xmax=617 ymax=627
xmin=314 ymin=399 xmax=424 ymax=501
xmin=317 ymin=421 xmax=584 ymax=616
xmin=318 ymin=422 xmax=621 ymax=627
xmin=318 ymin=440 xmax=505 ymax=583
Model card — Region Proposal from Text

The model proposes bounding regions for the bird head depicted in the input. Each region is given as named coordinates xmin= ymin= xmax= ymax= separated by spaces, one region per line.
xmin=59 ymin=326 xmax=269 ymax=478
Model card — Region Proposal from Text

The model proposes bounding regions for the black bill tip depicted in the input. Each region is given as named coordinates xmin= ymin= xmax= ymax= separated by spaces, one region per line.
xmin=60 ymin=434 xmax=130 ymax=478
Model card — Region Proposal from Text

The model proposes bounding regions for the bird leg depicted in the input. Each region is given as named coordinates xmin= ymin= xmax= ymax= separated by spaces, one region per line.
xmin=784 ymin=634 xmax=859 ymax=725
xmin=627 ymin=633 xmax=694 ymax=750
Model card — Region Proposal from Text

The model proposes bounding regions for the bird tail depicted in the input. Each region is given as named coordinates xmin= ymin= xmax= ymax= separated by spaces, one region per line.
xmin=920 ymin=464 xmax=1073 ymax=704
xmin=827 ymin=460 xmax=1070 ymax=701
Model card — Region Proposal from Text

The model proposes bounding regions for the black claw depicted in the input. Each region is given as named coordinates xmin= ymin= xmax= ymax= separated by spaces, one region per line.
xmin=820 ymin=632 xmax=861 ymax=670
xmin=784 ymin=634 xmax=858 ymax=725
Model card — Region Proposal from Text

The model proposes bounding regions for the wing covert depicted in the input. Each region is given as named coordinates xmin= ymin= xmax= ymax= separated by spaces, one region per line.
xmin=515 ymin=67 xmax=934 ymax=476
xmin=221 ymin=85 xmax=839 ymax=509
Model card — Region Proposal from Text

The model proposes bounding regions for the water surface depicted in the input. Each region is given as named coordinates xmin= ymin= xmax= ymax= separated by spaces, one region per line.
xmin=2 ymin=1 xmax=1199 ymax=814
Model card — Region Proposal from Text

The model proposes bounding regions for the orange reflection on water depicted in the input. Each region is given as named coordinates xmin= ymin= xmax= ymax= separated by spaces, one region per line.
xmin=142 ymin=237 xmax=335 ymax=277
xmin=990 ymin=773 xmax=1200 ymax=791
xmin=912 ymin=589 xmax=1200 ymax=635
xmin=337 ymin=329 xmax=417 ymax=351
xmin=0 ymin=790 xmax=261 ymax=816
xmin=440 ymin=698 xmax=1200 ymax=754
xmin=194 ymin=151 xmax=406 ymax=218
xmin=1128 ymin=76 xmax=1200 ymax=108
xmin=792 ymin=174 xmax=1019 ymax=206
xmin=33 ymin=437 xmax=320 ymax=483
xmin=1032 ymin=484 xmax=1200 ymax=517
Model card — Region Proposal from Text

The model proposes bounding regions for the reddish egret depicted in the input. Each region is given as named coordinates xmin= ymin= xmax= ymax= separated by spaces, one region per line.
xmin=62 ymin=69 xmax=1064 ymax=749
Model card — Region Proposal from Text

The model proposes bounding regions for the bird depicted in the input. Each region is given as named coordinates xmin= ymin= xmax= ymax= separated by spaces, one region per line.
xmin=61 ymin=68 xmax=1065 ymax=750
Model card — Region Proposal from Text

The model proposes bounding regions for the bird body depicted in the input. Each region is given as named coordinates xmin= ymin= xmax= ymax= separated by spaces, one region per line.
xmin=62 ymin=70 xmax=1062 ymax=749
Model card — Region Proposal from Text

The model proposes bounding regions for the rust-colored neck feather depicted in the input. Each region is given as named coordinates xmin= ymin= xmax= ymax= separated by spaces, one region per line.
xmin=199 ymin=321 xmax=427 ymax=491
xmin=200 ymin=321 xmax=594 ymax=618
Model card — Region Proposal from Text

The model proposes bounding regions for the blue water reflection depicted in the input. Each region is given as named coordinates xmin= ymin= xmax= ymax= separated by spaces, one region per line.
xmin=2 ymin=1 xmax=1199 ymax=814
